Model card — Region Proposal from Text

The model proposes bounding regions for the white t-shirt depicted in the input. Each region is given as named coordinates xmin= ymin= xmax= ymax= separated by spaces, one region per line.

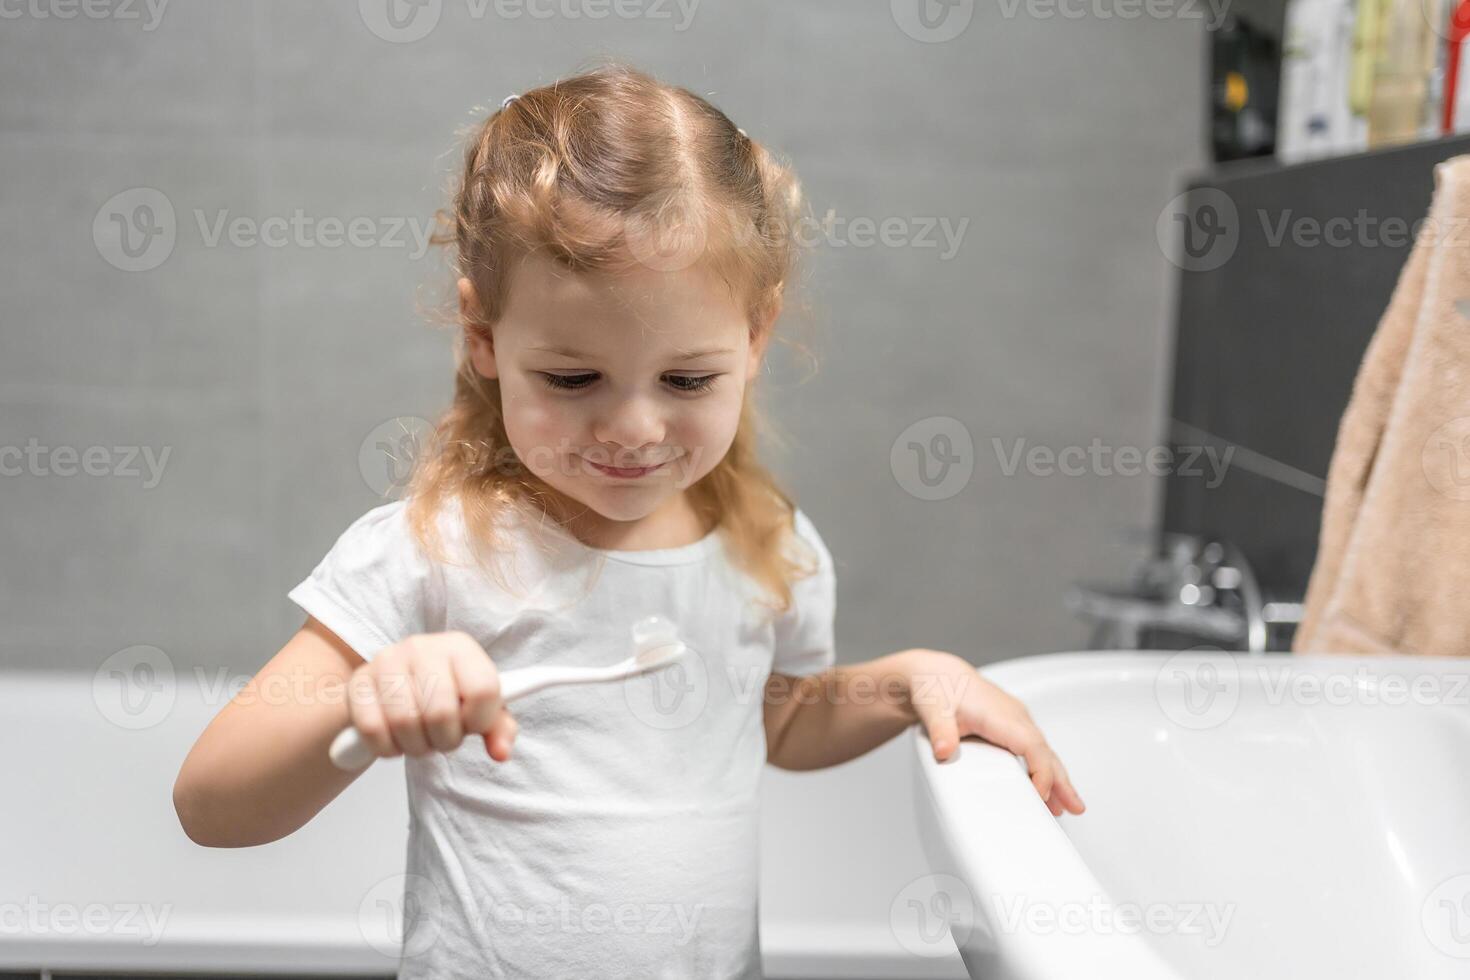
xmin=287 ymin=496 xmax=836 ymax=979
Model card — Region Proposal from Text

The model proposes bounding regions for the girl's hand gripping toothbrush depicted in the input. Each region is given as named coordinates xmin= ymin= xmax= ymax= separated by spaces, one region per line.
xmin=328 ymin=614 xmax=688 ymax=771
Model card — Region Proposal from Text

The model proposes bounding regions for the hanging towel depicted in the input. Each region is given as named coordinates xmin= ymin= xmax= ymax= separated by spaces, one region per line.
xmin=1295 ymin=154 xmax=1470 ymax=656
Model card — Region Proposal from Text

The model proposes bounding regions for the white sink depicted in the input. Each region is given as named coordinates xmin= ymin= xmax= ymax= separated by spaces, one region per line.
xmin=911 ymin=650 xmax=1470 ymax=980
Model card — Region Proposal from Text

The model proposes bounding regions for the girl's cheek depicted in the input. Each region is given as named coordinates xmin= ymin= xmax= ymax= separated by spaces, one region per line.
xmin=507 ymin=387 xmax=568 ymax=433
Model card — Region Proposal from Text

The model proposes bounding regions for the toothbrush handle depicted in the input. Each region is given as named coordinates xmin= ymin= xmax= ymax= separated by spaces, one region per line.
xmin=328 ymin=664 xmax=597 ymax=771
xmin=499 ymin=664 xmax=586 ymax=701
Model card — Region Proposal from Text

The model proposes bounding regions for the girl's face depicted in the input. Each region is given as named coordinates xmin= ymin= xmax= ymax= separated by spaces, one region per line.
xmin=462 ymin=251 xmax=769 ymax=540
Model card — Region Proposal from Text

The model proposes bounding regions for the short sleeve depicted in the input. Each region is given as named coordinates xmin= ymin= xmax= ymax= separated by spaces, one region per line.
xmin=287 ymin=500 xmax=439 ymax=661
xmin=771 ymin=508 xmax=837 ymax=677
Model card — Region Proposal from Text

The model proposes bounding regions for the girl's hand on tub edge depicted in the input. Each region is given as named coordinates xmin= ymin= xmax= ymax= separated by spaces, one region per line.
xmin=903 ymin=649 xmax=1086 ymax=817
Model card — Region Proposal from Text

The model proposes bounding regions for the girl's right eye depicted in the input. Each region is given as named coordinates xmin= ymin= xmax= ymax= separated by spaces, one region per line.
xmin=539 ymin=373 xmax=598 ymax=390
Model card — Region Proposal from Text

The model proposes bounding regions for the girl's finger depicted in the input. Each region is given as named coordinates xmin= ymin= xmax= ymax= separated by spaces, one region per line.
xmin=416 ymin=648 xmax=466 ymax=753
xmin=1028 ymin=753 xmax=1056 ymax=805
xmin=375 ymin=655 xmax=431 ymax=756
xmin=485 ymin=708 xmax=517 ymax=762
xmin=1054 ymin=761 xmax=1086 ymax=814
xmin=347 ymin=668 xmax=398 ymax=758
xmin=910 ymin=698 xmax=961 ymax=762
xmin=447 ymin=636 xmax=503 ymax=736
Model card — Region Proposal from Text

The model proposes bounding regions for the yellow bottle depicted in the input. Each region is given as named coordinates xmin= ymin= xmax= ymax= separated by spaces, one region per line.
xmin=1361 ymin=0 xmax=1444 ymax=146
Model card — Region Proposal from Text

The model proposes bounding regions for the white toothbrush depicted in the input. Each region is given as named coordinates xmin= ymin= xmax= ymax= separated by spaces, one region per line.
xmin=328 ymin=614 xmax=689 ymax=771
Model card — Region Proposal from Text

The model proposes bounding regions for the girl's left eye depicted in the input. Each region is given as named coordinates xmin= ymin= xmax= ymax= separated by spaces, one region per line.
xmin=538 ymin=373 xmax=719 ymax=393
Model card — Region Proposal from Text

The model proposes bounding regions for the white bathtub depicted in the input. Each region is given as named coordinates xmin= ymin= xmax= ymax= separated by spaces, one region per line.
xmin=912 ymin=650 xmax=1470 ymax=980
xmin=0 ymin=665 xmax=956 ymax=977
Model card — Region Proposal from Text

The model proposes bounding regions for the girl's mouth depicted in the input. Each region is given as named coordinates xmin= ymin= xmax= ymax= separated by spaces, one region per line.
xmin=582 ymin=457 xmax=670 ymax=479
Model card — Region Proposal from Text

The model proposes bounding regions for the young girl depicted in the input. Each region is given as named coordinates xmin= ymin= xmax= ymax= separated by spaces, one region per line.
xmin=173 ymin=62 xmax=1083 ymax=979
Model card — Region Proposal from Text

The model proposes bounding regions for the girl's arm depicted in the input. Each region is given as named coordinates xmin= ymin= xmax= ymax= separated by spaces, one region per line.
xmin=764 ymin=651 xmax=917 ymax=771
xmin=172 ymin=616 xmax=368 ymax=847
xmin=764 ymin=649 xmax=1085 ymax=816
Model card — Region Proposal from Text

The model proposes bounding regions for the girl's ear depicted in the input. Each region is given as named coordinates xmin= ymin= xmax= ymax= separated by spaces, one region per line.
xmin=459 ymin=277 xmax=498 ymax=380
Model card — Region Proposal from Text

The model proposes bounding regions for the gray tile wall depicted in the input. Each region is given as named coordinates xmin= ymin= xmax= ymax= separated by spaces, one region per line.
xmin=2 ymin=1 xmax=1206 ymax=676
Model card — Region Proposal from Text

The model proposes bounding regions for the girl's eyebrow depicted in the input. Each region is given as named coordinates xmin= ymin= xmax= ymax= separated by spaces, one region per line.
xmin=528 ymin=344 xmax=735 ymax=361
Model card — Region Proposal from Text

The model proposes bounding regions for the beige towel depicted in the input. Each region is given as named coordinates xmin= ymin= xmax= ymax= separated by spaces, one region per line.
xmin=1294 ymin=154 xmax=1470 ymax=657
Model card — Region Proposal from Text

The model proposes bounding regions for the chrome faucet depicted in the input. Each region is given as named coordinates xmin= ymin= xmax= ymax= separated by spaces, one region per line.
xmin=1066 ymin=533 xmax=1299 ymax=653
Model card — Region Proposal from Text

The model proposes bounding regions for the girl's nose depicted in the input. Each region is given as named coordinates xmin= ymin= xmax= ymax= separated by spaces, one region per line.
xmin=592 ymin=396 xmax=665 ymax=459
